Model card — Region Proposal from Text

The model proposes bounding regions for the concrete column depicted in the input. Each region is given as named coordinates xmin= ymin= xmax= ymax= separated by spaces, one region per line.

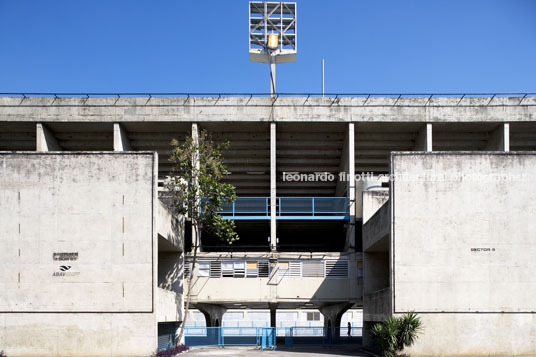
xmin=269 ymin=303 xmax=277 ymax=328
xmin=270 ymin=122 xmax=277 ymax=251
xmin=191 ymin=123 xmax=200 ymax=253
xmin=36 ymin=123 xmax=61 ymax=151
xmin=486 ymin=123 xmax=510 ymax=151
xmin=319 ymin=303 xmax=351 ymax=343
xmin=346 ymin=123 xmax=356 ymax=251
xmin=197 ymin=303 xmax=227 ymax=327
xmin=113 ymin=123 xmax=132 ymax=151
xmin=415 ymin=123 xmax=432 ymax=151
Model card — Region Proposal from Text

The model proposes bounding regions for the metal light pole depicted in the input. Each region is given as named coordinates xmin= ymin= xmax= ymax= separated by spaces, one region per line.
xmin=249 ymin=2 xmax=297 ymax=97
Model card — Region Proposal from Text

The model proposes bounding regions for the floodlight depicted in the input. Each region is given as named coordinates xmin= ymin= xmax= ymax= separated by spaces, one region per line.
xmin=249 ymin=1 xmax=297 ymax=96
xmin=267 ymin=33 xmax=279 ymax=50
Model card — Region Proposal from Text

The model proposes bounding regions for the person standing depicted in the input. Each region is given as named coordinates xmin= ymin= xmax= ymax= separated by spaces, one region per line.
xmin=347 ymin=322 xmax=352 ymax=337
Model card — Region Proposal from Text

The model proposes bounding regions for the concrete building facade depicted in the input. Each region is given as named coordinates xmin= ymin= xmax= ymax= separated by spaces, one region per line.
xmin=1 ymin=94 xmax=536 ymax=356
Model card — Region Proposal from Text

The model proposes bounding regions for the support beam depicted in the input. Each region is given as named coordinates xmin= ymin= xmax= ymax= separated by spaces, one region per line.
xmin=319 ymin=302 xmax=352 ymax=343
xmin=415 ymin=123 xmax=433 ymax=151
xmin=196 ymin=303 xmax=227 ymax=327
xmin=113 ymin=123 xmax=132 ymax=151
xmin=270 ymin=122 xmax=277 ymax=251
xmin=346 ymin=123 xmax=356 ymax=251
xmin=191 ymin=123 xmax=200 ymax=253
xmin=485 ymin=123 xmax=510 ymax=151
xmin=36 ymin=123 xmax=61 ymax=151
xmin=269 ymin=302 xmax=277 ymax=328
xmin=335 ymin=127 xmax=349 ymax=197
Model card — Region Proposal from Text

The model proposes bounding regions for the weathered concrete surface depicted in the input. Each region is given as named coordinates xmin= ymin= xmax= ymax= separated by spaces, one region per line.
xmin=0 ymin=152 xmax=158 ymax=356
xmin=186 ymin=252 xmax=363 ymax=307
xmin=1 ymin=96 xmax=535 ymax=123
xmin=391 ymin=152 xmax=536 ymax=356
xmin=362 ymin=201 xmax=389 ymax=252
xmin=363 ymin=288 xmax=391 ymax=322
xmin=157 ymin=287 xmax=183 ymax=323
xmin=157 ymin=201 xmax=183 ymax=252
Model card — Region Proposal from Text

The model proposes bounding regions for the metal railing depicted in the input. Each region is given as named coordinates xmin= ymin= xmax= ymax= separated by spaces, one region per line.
xmin=218 ymin=197 xmax=348 ymax=219
xmin=184 ymin=327 xmax=276 ymax=350
xmin=284 ymin=326 xmax=363 ymax=346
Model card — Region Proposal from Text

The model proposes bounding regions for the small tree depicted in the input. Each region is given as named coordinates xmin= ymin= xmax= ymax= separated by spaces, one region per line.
xmin=167 ymin=129 xmax=239 ymax=344
xmin=371 ymin=312 xmax=423 ymax=357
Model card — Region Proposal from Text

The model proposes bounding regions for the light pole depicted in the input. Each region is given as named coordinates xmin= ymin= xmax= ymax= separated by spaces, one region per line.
xmin=249 ymin=1 xmax=297 ymax=97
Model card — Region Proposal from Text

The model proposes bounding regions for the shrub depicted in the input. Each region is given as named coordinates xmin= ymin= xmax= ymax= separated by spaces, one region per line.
xmin=371 ymin=312 xmax=423 ymax=357
xmin=153 ymin=344 xmax=189 ymax=357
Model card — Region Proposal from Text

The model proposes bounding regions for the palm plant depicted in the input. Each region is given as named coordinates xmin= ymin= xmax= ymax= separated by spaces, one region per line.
xmin=371 ymin=312 xmax=423 ymax=357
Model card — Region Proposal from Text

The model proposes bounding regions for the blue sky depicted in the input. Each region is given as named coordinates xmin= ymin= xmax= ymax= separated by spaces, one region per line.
xmin=0 ymin=0 xmax=535 ymax=94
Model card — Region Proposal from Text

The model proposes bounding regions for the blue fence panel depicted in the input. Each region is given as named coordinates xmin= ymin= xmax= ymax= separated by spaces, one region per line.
xmin=313 ymin=197 xmax=347 ymax=215
xmin=219 ymin=197 xmax=269 ymax=216
xmin=184 ymin=327 xmax=276 ymax=349
xmin=219 ymin=197 xmax=348 ymax=219
xmin=184 ymin=327 xmax=222 ymax=347
xmin=284 ymin=327 xmax=362 ymax=346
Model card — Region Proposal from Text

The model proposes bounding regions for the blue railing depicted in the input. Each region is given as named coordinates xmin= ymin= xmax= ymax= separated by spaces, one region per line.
xmin=284 ymin=327 xmax=363 ymax=346
xmin=219 ymin=197 xmax=348 ymax=220
xmin=184 ymin=327 xmax=276 ymax=350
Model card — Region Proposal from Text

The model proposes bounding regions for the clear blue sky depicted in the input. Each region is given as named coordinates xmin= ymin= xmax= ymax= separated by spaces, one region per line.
xmin=1 ymin=0 xmax=535 ymax=94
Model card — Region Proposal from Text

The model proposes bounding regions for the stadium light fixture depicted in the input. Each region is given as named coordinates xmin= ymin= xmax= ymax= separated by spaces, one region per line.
xmin=249 ymin=1 xmax=297 ymax=97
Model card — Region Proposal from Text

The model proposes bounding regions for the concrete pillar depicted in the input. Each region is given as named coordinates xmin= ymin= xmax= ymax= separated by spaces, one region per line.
xmin=319 ymin=303 xmax=351 ymax=343
xmin=269 ymin=303 xmax=277 ymax=328
xmin=415 ymin=123 xmax=432 ymax=151
xmin=486 ymin=123 xmax=510 ymax=151
xmin=113 ymin=123 xmax=132 ymax=151
xmin=197 ymin=303 xmax=227 ymax=327
xmin=348 ymin=123 xmax=356 ymax=249
xmin=191 ymin=123 xmax=200 ymax=253
xmin=270 ymin=122 xmax=277 ymax=251
xmin=344 ymin=123 xmax=356 ymax=251
xmin=36 ymin=123 xmax=61 ymax=151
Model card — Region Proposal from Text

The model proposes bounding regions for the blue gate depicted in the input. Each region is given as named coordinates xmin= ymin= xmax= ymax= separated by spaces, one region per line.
xmin=257 ymin=327 xmax=276 ymax=351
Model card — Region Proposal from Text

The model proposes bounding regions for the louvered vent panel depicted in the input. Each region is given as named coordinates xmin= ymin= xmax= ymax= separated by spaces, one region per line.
xmin=302 ymin=260 xmax=324 ymax=277
xmin=289 ymin=261 xmax=301 ymax=277
xmin=325 ymin=260 xmax=349 ymax=278
xmin=210 ymin=260 xmax=221 ymax=278
xmin=258 ymin=261 xmax=270 ymax=277
xmin=222 ymin=261 xmax=234 ymax=277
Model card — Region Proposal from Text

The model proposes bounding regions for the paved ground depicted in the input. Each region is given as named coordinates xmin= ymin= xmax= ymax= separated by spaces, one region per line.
xmin=183 ymin=346 xmax=375 ymax=357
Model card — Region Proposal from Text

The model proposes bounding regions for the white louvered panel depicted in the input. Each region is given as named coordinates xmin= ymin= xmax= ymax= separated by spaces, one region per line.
xmin=289 ymin=260 xmax=301 ymax=277
xmin=222 ymin=261 xmax=234 ymax=277
xmin=325 ymin=260 xmax=349 ymax=278
xmin=278 ymin=261 xmax=289 ymax=277
xmin=246 ymin=261 xmax=258 ymax=278
xmin=302 ymin=260 xmax=324 ymax=277
xmin=234 ymin=261 xmax=245 ymax=278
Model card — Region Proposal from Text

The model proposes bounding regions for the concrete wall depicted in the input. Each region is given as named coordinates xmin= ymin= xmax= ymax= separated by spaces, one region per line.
xmin=186 ymin=253 xmax=362 ymax=306
xmin=1 ymin=96 xmax=535 ymax=123
xmin=391 ymin=152 xmax=536 ymax=356
xmin=0 ymin=152 xmax=158 ymax=357
xmin=362 ymin=189 xmax=389 ymax=224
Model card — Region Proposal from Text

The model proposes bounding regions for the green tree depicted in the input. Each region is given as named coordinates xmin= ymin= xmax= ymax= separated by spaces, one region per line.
xmin=167 ymin=128 xmax=239 ymax=344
